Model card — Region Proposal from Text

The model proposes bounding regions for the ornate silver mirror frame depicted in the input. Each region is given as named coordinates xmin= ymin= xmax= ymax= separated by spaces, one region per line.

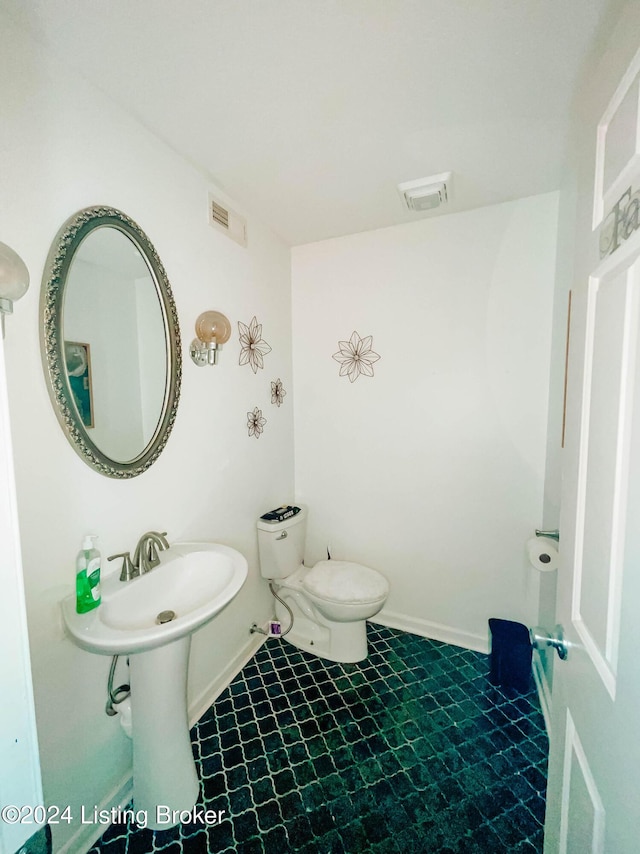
xmin=40 ymin=206 xmax=182 ymax=478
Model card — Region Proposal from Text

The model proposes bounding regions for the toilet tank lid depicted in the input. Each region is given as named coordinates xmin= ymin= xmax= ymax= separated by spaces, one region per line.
xmin=257 ymin=505 xmax=305 ymax=531
xmin=303 ymin=561 xmax=389 ymax=604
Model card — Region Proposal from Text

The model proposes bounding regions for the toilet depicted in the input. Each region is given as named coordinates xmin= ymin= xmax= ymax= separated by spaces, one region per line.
xmin=257 ymin=505 xmax=389 ymax=662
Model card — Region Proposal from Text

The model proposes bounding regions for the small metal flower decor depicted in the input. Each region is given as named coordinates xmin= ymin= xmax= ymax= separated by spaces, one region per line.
xmin=247 ymin=407 xmax=267 ymax=439
xmin=238 ymin=316 xmax=272 ymax=373
xmin=332 ymin=331 xmax=381 ymax=382
xmin=271 ymin=378 xmax=286 ymax=407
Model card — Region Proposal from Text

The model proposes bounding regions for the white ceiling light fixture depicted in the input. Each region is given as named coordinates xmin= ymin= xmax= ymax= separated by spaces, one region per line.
xmin=398 ymin=172 xmax=452 ymax=213
xmin=0 ymin=241 xmax=29 ymax=337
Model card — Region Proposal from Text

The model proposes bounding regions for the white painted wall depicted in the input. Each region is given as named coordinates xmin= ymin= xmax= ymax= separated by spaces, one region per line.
xmin=292 ymin=194 xmax=559 ymax=650
xmin=0 ymin=14 xmax=292 ymax=853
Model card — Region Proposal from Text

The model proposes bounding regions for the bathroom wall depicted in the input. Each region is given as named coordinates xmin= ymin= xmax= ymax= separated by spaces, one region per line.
xmin=292 ymin=193 xmax=559 ymax=650
xmin=0 ymin=14 xmax=293 ymax=853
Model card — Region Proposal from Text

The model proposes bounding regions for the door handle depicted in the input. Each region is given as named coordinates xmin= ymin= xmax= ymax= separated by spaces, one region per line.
xmin=530 ymin=625 xmax=569 ymax=660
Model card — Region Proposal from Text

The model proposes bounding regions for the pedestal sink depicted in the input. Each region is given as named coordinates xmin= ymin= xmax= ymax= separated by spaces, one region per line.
xmin=62 ymin=542 xmax=248 ymax=828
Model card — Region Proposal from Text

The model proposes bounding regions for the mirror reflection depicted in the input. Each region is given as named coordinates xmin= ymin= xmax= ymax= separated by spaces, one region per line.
xmin=63 ymin=227 xmax=167 ymax=462
xmin=41 ymin=206 xmax=181 ymax=479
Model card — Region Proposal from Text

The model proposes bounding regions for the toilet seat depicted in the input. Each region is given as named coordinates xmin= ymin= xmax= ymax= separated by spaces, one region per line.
xmin=302 ymin=561 xmax=389 ymax=605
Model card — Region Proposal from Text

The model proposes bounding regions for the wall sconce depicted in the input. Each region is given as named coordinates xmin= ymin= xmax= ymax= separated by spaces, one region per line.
xmin=0 ymin=241 xmax=30 ymax=337
xmin=189 ymin=311 xmax=231 ymax=366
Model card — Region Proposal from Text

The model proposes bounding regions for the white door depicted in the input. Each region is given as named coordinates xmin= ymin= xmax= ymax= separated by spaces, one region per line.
xmin=0 ymin=334 xmax=45 ymax=854
xmin=544 ymin=41 xmax=640 ymax=854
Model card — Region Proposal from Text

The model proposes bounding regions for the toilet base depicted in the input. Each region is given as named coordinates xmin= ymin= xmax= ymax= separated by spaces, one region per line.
xmin=275 ymin=598 xmax=368 ymax=663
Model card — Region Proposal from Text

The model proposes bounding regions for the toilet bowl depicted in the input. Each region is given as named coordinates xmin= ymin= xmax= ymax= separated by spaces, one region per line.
xmin=257 ymin=505 xmax=389 ymax=662
xmin=302 ymin=560 xmax=388 ymax=621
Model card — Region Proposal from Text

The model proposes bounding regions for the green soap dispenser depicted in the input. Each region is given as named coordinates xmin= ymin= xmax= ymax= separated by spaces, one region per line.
xmin=76 ymin=534 xmax=101 ymax=614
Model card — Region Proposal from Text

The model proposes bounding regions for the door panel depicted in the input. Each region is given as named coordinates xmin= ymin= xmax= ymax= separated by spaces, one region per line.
xmin=601 ymin=73 xmax=639 ymax=196
xmin=547 ymin=235 xmax=640 ymax=854
xmin=561 ymin=712 xmax=605 ymax=854
xmin=575 ymin=265 xmax=638 ymax=692
xmin=545 ymin=26 xmax=640 ymax=853
xmin=594 ymin=55 xmax=640 ymax=228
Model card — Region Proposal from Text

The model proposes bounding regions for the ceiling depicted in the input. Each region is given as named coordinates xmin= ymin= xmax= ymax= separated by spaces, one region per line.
xmin=5 ymin=0 xmax=621 ymax=245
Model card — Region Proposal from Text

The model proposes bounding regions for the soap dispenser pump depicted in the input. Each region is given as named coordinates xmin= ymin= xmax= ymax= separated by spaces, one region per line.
xmin=76 ymin=534 xmax=101 ymax=614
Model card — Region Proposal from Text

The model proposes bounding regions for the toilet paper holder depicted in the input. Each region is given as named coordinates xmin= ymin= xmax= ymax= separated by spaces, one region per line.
xmin=535 ymin=528 xmax=559 ymax=542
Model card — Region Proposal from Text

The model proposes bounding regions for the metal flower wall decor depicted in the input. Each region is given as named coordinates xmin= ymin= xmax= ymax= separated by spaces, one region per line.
xmin=332 ymin=331 xmax=381 ymax=382
xmin=247 ymin=406 xmax=267 ymax=439
xmin=238 ymin=316 xmax=272 ymax=373
xmin=271 ymin=378 xmax=286 ymax=407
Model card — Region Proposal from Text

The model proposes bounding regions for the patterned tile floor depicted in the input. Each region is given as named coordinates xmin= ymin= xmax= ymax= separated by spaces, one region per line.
xmin=90 ymin=625 xmax=547 ymax=853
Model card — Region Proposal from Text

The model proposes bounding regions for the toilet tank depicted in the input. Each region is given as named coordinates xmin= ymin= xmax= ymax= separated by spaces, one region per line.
xmin=256 ymin=505 xmax=307 ymax=579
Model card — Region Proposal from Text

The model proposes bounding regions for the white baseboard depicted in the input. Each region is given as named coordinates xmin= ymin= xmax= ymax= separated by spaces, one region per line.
xmin=56 ymin=773 xmax=133 ymax=854
xmin=371 ymin=609 xmax=489 ymax=654
xmin=64 ymin=631 xmax=268 ymax=854
xmin=531 ymin=648 xmax=552 ymax=736
xmin=189 ymin=631 xmax=267 ymax=727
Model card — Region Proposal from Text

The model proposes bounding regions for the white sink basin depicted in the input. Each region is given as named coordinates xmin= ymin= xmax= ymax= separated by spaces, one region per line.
xmin=62 ymin=541 xmax=248 ymax=654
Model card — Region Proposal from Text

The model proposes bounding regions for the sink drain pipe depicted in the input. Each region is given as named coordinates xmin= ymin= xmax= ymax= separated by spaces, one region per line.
xmin=105 ymin=655 xmax=131 ymax=717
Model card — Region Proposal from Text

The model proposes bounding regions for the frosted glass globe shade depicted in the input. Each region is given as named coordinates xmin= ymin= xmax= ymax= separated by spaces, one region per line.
xmin=194 ymin=311 xmax=231 ymax=345
xmin=0 ymin=242 xmax=29 ymax=302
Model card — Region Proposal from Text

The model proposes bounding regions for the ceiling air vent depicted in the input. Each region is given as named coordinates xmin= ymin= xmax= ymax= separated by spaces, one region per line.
xmin=397 ymin=172 xmax=452 ymax=213
xmin=208 ymin=193 xmax=247 ymax=247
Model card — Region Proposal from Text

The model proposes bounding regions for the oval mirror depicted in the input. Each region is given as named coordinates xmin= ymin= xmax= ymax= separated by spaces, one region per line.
xmin=41 ymin=206 xmax=182 ymax=478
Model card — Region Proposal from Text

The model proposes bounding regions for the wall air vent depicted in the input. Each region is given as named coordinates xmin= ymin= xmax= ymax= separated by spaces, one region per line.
xmin=208 ymin=193 xmax=247 ymax=247
xmin=211 ymin=200 xmax=229 ymax=229
xmin=397 ymin=172 xmax=452 ymax=213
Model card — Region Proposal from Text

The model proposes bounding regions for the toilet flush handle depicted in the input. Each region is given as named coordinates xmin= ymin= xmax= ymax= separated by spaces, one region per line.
xmin=276 ymin=531 xmax=288 ymax=540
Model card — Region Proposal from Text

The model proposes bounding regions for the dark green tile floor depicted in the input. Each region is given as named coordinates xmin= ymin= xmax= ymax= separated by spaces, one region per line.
xmin=90 ymin=625 xmax=547 ymax=853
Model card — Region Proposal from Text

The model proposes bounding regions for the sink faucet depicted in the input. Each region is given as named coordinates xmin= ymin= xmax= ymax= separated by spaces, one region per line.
xmin=108 ymin=531 xmax=170 ymax=581
xmin=133 ymin=531 xmax=170 ymax=575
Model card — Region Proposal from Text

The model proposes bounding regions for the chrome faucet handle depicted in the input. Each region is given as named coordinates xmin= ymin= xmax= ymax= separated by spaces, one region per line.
xmin=108 ymin=551 xmax=138 ymax=582
xmin=145 ymin=540 xmax=162 ymax=572
xmin=146 ymin=531 xmax=169 ymax=571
